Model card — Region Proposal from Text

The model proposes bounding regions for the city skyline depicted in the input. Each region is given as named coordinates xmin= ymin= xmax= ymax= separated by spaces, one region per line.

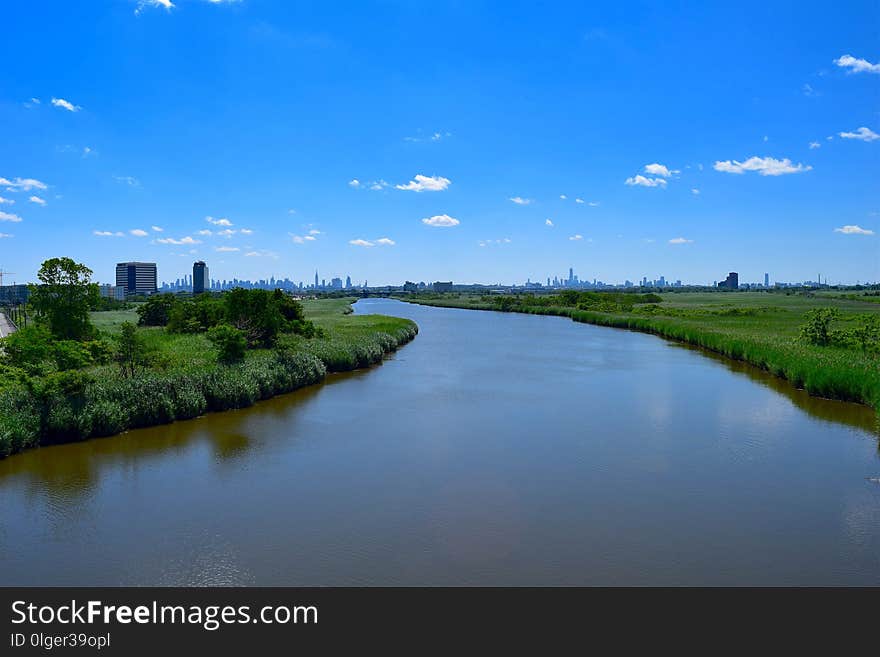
xmin=1 ymin=1 xmax=878 ymax=286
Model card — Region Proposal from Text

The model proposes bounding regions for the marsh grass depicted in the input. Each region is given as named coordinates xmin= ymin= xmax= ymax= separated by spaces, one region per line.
xmin=0 ymin=299 xmax=417 ymax=457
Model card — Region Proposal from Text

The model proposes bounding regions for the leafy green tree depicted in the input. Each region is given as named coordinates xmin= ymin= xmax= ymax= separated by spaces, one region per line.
xmin=0 ymin=325 xmax=53 ymax=374
xmin=137 ymin=293 xmax=179 ymax=326
xmin=166 ymin=295 xmax=225 ymax=333
xmin=225 ymin=288 xmax=284 ymax=346
xmin=207 ymin=324 xmax=247 ymax=363
xmin=799 ymin=308 xmax=840 ymax=346
xmin=115 ymin=322 xmax=150 ymax=377
xmin=28 ymin=257 xmax=96 ymax=341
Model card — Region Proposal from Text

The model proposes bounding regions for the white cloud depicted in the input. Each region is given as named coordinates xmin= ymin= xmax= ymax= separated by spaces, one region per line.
xmin=375 ymin=237 xmax=395 ymax=246
xmin=114 ymin=175 xmax=140 ymax=186
xmin=290 ymin=232 xmax=318 ymax=244
xmin=478 ymin=238 xmax=511 ymax=247
xmin=713 ymin=156 xmax=811 ymax=176
xmin=559 ymin=194 xmax=567 ymax=200
xmin=763 ymin=135 xmax=769 ymax=142
xmin=625 ymin=175 xmax=667 ymax=187
xmin=156 ymin=236 xmax=201 ymax=245
xmin=244 ymin=250 xmax=278 ymax=258
xmin=308 ymin=229 xmax=321 ymax=235
xmin=669 ymin=237 xmax=693 ymax=244
xmin=0 ymin=197 xmax=13 ymax=204
xmin=215 ymin=246 xmax=240 ymax=252
xmin=588 ymin=201 xmax=600 ymax=207
xmin=809 ymin=141 xmax=821 ymax=149
xmin=151 ymin=225 xmax=163 ymax=232
xmin=833 ymin=54 xmax=880 ymax=75
xmin=0 ymin=233 xmax=12 ymax=239
xmin=802 ymin=83 xmax=818 ymax=97
xmin=395 ymin=174 xmax=451 ymax=192
xmin=509 ymin=196 xmax=532 ymax=205
xmin=51 ymin=97 xmax=80 ymax=112
xmin=545 ymin=219 xmax=554 ymax=226
xmin=422 ymin=214 xmax=459 ymax=227
xmin=569 ymin=234 xmax=583 ymax=241
xmin=834 ymin=225 xmax=874 ymax=235
xmin=0 ymin=211 xmax=22 ymax=223
xmin=217 ymin=228 xmax=236 ymax=238
xmin=82 ymin=146 xmax=94 ymax=158
xmin=28 ymin=195 xmax=46 ymax=206
xmin=349 ymin=239 xmax=374 ymax=247
xmin=575 ymin=198 xmax=584 ymax=204
xmin=691 ymin=188 xmax=700 ymax=195
xmin=93 ymin=230 xmax=124 ymax=237
xmin=1 ymin=177 xmax=48 ymax=192
xmin=205 ymin=216 xmax=233 ymax=226
xmin=348 ymin=179 xmax=361 ymax=188
xmin=240 ymin=228 xmax=253 ymax=235
xmin=135 ymin=0 xmax=174 ymax=15
xmin=644 ymin=163 xmax=677 ymax=177
xmin=839 ymin=127 xmax=879 ymax=142
xmin=197 ymin=229 xmax=213 ymax=236
xmin=130 ymin=229 xmax=149 ymax=237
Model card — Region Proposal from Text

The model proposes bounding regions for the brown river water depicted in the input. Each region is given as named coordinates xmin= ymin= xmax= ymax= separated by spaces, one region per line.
xmin=0 ymin=298 xmax=878 ymax=585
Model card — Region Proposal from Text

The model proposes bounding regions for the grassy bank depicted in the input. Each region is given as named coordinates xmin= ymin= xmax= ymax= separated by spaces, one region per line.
xmin=0 ymin=298 xmax=417 ymax=458
xmin=398 ymin=291 xmax=880 ymax=417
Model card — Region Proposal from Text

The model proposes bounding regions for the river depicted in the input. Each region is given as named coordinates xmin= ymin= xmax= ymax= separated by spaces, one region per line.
xmin=0 ymin=298 xmax=878 ymax=585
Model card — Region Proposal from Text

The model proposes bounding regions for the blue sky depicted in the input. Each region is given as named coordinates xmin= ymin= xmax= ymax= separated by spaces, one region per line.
xmin=1 ymin=0 xmax=878 ymax=287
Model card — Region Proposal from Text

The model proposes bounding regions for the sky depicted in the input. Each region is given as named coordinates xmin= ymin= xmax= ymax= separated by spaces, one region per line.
xmin=1 ymin=0 xmax=878 ymax=287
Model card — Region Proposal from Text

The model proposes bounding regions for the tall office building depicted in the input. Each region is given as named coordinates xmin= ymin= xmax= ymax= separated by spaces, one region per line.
xmin=115 ymin=262 xmax=157 ymax=297
xmin=718 ymin=271 xmax=739 ymax=289
xmin=764 ymin=273 xmax=769 ymax=287
xmin=193 ymin=261 xmax=209 ymax=294
xmin=314 ymin=271 xmax=319 ymax=288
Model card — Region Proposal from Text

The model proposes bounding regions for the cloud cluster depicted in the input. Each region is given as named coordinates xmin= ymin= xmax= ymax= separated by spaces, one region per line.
xmin=349 ymin=237 xmax=396 ymax=247
xmin=713 ymin=156 xmax=811 ymax=176
xmin=290 ymin=229 xmax=321 ymax=244
xmin=395 ymin=174 xmax=451 ymax=192
xmin=1 ymin=177 xmax=47 ymax=192
xmin=833 ymin=54 xmax=880 ymax=75
xmin=156 ymin=236 xmax=201 ymax=245
xmin=421 ymin=214 xmax=459 ymax=227
xmin=0 ymin=211 xmax=23 ymax=223
xmin=839 ymin=127 xmax=879 ymax=142
xmin=625 ymin=175 xmax=667 ymax=187
xmin=51 ymin=97 xmax=81 ymax=112
xmin=205 ymin=216 xmax=233 ymax=226
xmin=28 ymin=196 xmax=46 ymax=206
xmin=668 ymin=237 xmax=693 ymax=244
xmin=478 ymin=238 xmax=511 ymax=247
xmin=94 ymin=230 xmax=125 ymax=237
xmin=834 ymin=225 xmax=874 ymax=235
xmin=509 ymin=196 xmax=532 ymax=205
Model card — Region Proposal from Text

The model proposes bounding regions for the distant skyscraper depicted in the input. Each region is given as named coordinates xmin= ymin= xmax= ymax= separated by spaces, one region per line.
xmin=314 ymin=271 xmax=319 ymax=288
xmin=718 ymin=272 xmax=739 ymax=289
xmin=193 ymin=261 xmax=209 ymax=294
xmin=764 ymin=273 xmax=769 ymax=287
xmin=345 ymin=275 xmax=352 ymax=289
xmin=115 ymin=262 xmax=157 ymax=297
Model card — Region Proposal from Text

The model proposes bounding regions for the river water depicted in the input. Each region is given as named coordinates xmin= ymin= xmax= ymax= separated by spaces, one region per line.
xmin=1 ymin=298 xmax=878 ymax=585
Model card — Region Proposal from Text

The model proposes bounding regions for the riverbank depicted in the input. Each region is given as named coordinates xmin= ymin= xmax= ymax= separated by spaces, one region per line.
xmin=0 ymin=299 xmax=417 ymax=458
xmin=396 ymin=292 xmax=880 ymax=419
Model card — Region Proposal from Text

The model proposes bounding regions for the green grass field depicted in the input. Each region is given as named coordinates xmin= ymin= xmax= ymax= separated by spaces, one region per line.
xmin=398 ymin=290 xmax=880 ymax=417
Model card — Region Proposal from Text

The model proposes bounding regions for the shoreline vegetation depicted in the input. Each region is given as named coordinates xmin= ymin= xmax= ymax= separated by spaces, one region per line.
xmin=0 ymin=265 xmax=417 ymax=459
xmin=394 ymin=290 xmax=880 ymax=423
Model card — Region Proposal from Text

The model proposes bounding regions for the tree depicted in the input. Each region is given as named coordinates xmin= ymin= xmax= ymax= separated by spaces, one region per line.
xmin=207 ymin=324 xmax=247 ymax=363
xmin=225 ymin=288 xmax=283 ymax=346
xmin=115 ymin=322 xmax=150 ymax=377
xmin=137 ymin=293 xmax=179 ymax=327
xmin=28 ymin=257 xmax=95 ymax=341
xmin=799 ymin=308 xmax=840 ymax=346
